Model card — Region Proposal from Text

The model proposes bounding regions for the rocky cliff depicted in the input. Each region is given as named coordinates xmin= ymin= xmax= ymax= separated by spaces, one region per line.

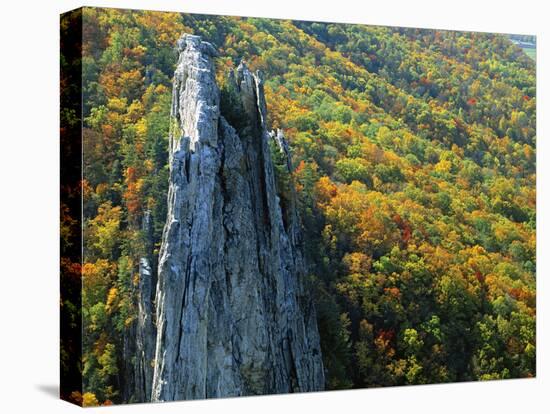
xmin=121 ymin=211 xmax=157 ymax=404
xmin=150 ymin=34 xmax=324 ymax=402
xmin=135 ymin=211 xmax=156 ymax=401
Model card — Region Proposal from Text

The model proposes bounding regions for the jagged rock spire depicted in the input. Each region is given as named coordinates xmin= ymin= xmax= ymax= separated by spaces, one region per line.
xmin=151 ymin=34 xmax=324 ymax=402
xmin=170 ymin=34 xmax=220 ymax=155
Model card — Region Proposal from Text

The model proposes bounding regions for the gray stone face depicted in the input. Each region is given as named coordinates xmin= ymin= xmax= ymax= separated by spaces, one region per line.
xmin=151 ymin=33 xmax=324 ymax=402
xmin=124 ymin=211 xmax=157 ymax=404
xmin=135 ymin=257 xmax=154 ymax=399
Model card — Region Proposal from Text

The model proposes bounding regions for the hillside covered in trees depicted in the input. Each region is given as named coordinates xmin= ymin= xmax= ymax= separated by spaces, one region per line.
xmin=61 ymin=8 xmax=536 ymax=406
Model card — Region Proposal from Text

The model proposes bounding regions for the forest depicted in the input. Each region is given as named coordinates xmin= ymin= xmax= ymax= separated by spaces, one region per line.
xmin=60 ymin=8 xmax=536 ymax=406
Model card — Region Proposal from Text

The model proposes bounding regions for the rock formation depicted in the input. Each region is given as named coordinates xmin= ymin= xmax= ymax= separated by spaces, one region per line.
xmin=135 ymin=211 xmax=157 ymax=402
xmin=150 ymin=34 xmax=324 ymax=402
xmin=122 ymin=211 xmax=157 ymax=403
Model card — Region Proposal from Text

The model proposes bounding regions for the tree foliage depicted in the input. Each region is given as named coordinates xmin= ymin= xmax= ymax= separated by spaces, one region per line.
xmin=66 ymin=9 xmax=536 ymax=404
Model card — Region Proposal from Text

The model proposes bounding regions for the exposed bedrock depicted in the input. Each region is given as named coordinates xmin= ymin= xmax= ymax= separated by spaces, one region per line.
xmin=151 ymin=34 xmax=324 ymax=402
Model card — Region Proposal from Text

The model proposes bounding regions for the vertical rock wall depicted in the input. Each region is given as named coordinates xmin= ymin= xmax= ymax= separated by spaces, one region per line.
xmin=135 ymin=211 xmax=156 ymax=401
xmin=150 ymin=34 xmax=324 ymax=402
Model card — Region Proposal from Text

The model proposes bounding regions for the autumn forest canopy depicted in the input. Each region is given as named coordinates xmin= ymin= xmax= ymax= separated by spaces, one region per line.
xmin=60 ymin=8 xmax=536 ymax=405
